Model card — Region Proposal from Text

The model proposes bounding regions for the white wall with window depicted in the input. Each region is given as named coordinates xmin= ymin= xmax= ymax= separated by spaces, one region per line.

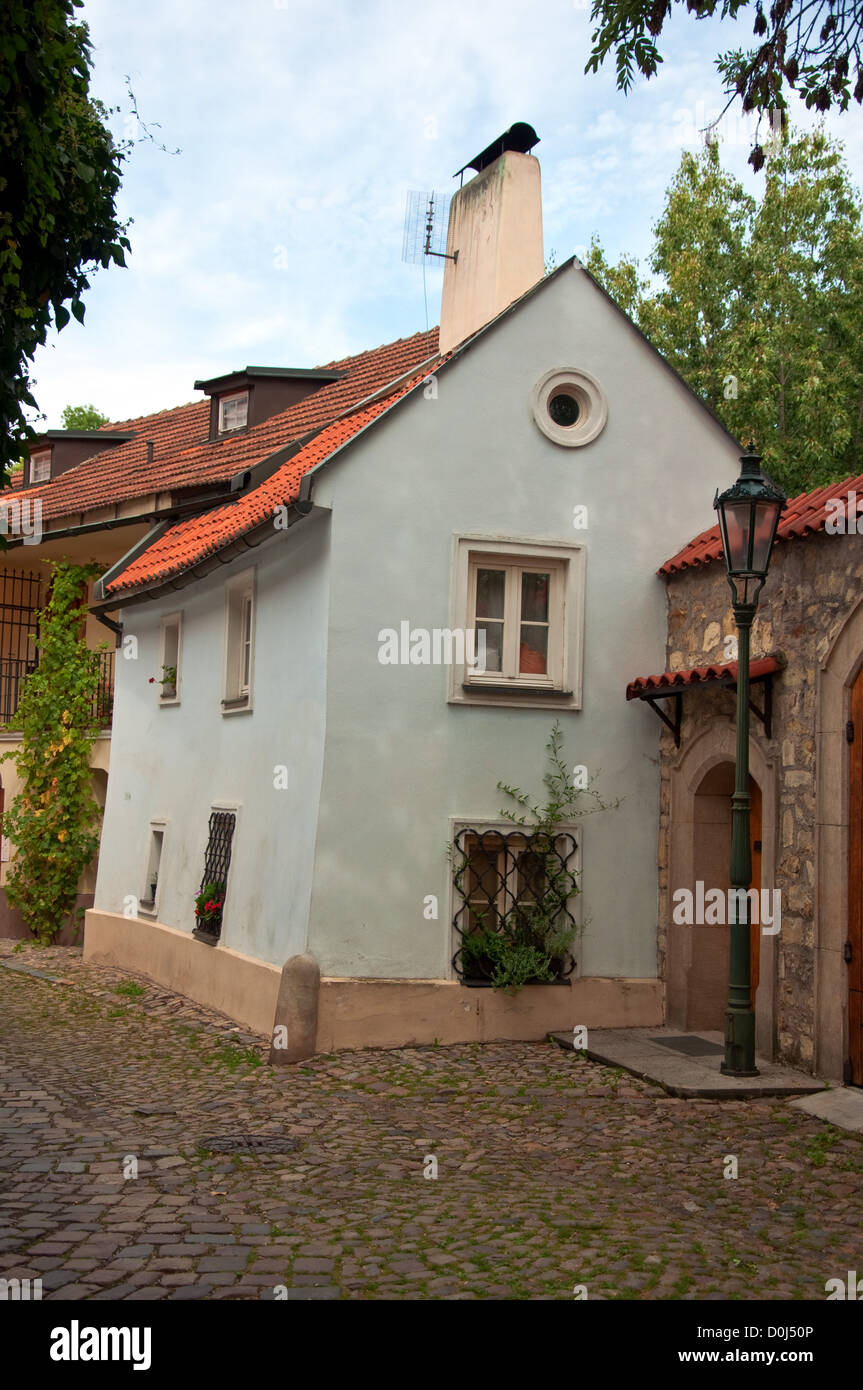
xmin=223 ymin=571 xmax=255 ymax=711
xmin=93 ymin=510 xmax=331 ymax=968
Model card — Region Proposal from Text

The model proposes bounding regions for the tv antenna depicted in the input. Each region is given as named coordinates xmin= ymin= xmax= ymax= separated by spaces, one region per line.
xmin=401 ymin=190 xmax=457 ymax=266
xmin=402 ymin=190 xmax=457 ymax=333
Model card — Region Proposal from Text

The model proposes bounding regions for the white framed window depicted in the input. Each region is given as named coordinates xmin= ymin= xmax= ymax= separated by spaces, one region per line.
xmin=158 ymin=613 xmax=182 ymax=703
xmin=449 ymin=535 xmax=585 ymax=709
xmin=30 ymin=449 xmax=52 ymax=483
xmin=140 ymin=820 xmax=167 ymax=915
xmin=218 ymin=391 xmax=249 ymax=434
xmin=222 ymin=571 xmax=255 ymax=711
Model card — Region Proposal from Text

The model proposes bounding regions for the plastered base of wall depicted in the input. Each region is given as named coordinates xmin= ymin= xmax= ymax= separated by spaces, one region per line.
xmin=83 ymin=911 xmax=281 ymax=1036
xmin=316 ymin=976 xmax=662 ymax=1050
xmin=83 ymin=911 xmax=661 ymax=1049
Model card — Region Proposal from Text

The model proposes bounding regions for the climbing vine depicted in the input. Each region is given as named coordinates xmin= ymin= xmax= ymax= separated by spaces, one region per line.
xmin=1 ymin=562 xmax=105 ymax=943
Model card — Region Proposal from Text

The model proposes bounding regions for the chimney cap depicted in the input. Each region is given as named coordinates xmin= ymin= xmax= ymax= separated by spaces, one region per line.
xmin=453 ymin=122 xmax=539 ymax=179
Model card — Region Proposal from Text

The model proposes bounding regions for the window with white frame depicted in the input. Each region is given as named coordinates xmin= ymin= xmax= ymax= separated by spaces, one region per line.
xmin=141 ymin=821 xmax=166 ymax=913
xmin=30 ymin=449 xmax=52 ymax=484
xmin=159 ymin=613 xmax=182 ymax=702
xmin=223 ymin=572 xmax=255 ymax=710
xmin=449 ymin=536 xmax=585 ymax=708
xmin=217 ymin=391 xmax=249 ymax=434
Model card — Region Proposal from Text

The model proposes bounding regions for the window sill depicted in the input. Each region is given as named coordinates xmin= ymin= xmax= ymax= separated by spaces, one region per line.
xmin=462 ymin=682 xmax=573 ymax=697
xmin=138 ymin=900 xmax=157 ymax=916
xmin=458 ymin=977 xmax=572 ymax=988
xmin=159 ymin=695 xmax=180 ymax=706
xmin=221 ymin=696 xmax=252 ymax=715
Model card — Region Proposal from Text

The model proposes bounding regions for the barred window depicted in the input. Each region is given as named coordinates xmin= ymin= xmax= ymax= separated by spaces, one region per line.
xmin=452 ymin=826 xmax=578 ymax=985
xmin=193 ymin=809 xmax=236 ymax=942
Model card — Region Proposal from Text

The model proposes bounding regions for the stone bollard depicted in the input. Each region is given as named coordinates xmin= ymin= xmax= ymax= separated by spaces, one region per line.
xmin=268 ymin=954 xmax=321 ymax=1065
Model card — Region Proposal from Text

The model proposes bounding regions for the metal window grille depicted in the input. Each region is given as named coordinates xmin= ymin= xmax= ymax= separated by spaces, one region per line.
xmin=194 ymin=810 xmax=236 ymax=941
xmin=0 ymin=570 xmax=44 ymax=724
xmin=93 ymin=650 xmax=115 ymax=725
xmin=452 ymin=826 xmax=578 ymax=983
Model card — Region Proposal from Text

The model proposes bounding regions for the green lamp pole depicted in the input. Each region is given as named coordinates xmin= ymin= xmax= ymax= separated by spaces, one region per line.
xmin=714 ymin=450 xmax=785 ymax=1077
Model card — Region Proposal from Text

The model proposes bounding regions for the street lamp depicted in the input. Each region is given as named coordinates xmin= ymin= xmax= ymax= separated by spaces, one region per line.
xmin=714 ymin=450 xmax=785 ymax=1077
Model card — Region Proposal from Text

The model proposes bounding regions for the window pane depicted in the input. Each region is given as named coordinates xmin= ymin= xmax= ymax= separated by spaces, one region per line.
xmin=519 ymin=624 xmax=548 ymax=674
xmin=475 ymin=568 xmax=505 ymax=619
xmin=476 ymin=620 xmax=504 ymax=672
xmin=521 ymin=571 xmax=550 ymax=622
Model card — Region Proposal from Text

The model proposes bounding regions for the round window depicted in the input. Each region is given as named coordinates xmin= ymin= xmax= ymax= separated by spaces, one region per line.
xmin=531 ymin=368 xmax=607 ymax=447
xmin=548 ymin=392 xmax=581 ymax=428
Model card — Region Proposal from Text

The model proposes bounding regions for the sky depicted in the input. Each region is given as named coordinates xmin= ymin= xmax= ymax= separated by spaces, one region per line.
xmin=29 ymin=0 xmax=863 ymax=428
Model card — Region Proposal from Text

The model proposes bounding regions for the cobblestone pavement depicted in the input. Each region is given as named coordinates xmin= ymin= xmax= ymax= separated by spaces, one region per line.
xmin=1 ymin=942 xmax=862 ymax=1301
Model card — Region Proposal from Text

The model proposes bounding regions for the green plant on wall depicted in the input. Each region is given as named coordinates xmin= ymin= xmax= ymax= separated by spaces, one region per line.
xmin=451 ymin=721 xmax=618 ymax=994
xmin=1 ymin=562 xmax=105 ymax=944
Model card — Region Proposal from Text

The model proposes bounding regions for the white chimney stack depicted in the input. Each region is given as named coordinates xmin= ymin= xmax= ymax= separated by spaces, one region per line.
xmin=439 ymin=124 xmax=544 ymax=356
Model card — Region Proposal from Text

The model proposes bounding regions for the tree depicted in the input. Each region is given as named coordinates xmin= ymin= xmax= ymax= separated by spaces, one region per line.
xmin=586 ymin=127 xmax=863 ymax=494
xmin=61 ymin=403 xmax=110 ymax=430
xmin=586 ymin=1 xmax=863 ymax=167
xmin=0 ymin=1 xmax=129 ymax=481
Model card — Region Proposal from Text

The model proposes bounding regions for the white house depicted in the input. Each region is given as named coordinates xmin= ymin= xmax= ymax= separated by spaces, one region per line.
xmin=84 ymin=126 xmax=742 ymax=1054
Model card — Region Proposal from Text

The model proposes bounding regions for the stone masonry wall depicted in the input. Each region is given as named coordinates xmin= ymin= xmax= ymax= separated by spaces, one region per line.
xmin=658 ymin=529 xmax=863 ymax=1071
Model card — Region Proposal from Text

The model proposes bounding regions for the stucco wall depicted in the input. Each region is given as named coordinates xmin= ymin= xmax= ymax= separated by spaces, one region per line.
xmin=93 ymin=510 xmax=330 ymax=965
xmin=306 ymin=267 xmax=741 ymax=982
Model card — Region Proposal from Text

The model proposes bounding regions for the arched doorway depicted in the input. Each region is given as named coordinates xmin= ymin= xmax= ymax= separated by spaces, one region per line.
xmin=671 ymin=763 xmax=762 ymax=1031
xmin=666 ymin=722 xmax=777 ymax=1056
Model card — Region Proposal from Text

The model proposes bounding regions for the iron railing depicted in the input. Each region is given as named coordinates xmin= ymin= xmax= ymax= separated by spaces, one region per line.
xmin=0 ymin=649 xmax=115 ymax=728
xmin=451 ymin=826 xmax=578 ymax=983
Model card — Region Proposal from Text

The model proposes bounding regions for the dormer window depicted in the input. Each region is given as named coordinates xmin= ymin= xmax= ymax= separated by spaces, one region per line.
xmin=30 ymin=449 xmax=52 ymax=484
xmin=218 ymin=392 xmax=249 ymax=435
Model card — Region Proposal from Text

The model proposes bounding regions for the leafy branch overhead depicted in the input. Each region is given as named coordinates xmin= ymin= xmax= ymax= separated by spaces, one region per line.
xmin=585 ymin=126 xmax=863 ymax=496
xmin=0 ymin=1 xmax=130 ymax=478
xmin=586 ymin=1 xmax=863 ymax=166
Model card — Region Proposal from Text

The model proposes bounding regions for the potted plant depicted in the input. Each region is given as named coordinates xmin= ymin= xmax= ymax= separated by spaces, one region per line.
xmin=194 ymin=881 xmax=225 ymax=936
xmin=149 ymin=664 xmax=177 ymax=699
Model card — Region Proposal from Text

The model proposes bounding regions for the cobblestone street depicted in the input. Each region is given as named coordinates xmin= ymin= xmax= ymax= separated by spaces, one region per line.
xmin=1 ymin=943 xmax=862 ymax=1302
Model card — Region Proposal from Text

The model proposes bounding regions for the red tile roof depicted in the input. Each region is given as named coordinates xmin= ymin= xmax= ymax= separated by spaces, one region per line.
xmin=7 ymin=330 xmax=439 ymax=527
xmin=105 ymin=372 xmax=430 ymax=595
xmin=626 ymin=656 xmax=783 ymax=701
xmin=661 ymin=471 xmax=863 ymax=575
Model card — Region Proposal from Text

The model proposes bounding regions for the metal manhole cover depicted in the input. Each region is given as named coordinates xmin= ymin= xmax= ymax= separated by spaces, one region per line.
xmin=201 ymin=1135 xmax=300 ymax=1154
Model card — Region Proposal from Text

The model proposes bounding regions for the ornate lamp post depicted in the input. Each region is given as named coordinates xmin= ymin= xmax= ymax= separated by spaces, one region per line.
xmin=714 ymin=450 xmax=785 ymax=1077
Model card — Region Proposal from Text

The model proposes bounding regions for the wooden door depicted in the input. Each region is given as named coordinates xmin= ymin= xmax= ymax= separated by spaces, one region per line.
xmin=749 ymin=776 xmax=762 ymax=1007
xmin=849 ymin=669 xmax=863 ymax=1086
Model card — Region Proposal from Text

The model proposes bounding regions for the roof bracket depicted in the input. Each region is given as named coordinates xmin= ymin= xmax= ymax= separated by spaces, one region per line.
xmin=646 ymin=691 xmax=682 ymax=748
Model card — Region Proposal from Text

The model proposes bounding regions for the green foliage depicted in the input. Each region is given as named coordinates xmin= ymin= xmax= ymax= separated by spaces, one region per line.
xmin=1 ymin=562 xmax=105 ymax=944
xmin=114 ymin=979 xmax=145 ymax=998
xmin=452 ymin=722 xmax=618 ymax=994
xmin=587 ymin=127 xmax=863 ymax=495
xmin=0 ymin=1 xmax=130 ymax=477
xmin=194 ymin=881 xmax=225 ymax=932
xmin=60 ymin=403 xmax=109 ymax=429
xmin=585 ymin=1 xmax=863 ymax=165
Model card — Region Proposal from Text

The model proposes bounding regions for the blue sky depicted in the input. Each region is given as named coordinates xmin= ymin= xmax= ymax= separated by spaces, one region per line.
xmin=30 ymin=0 xmax=863 ymax=427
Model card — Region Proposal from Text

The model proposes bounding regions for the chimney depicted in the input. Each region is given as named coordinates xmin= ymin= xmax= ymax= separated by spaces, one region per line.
xmin=439 ymin=123 xmax=544 ymax=356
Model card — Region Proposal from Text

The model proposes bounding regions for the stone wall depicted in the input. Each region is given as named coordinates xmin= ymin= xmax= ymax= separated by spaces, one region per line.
xmin=657 ymin=529 xmax=863 ymax=1071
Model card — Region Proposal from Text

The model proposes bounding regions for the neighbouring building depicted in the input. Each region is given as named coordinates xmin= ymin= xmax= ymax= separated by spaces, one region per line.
xmin=82 ymin=126 xmax=745 ymax=1053
xmin=626 ymin=478 xmax=863 ymax=1085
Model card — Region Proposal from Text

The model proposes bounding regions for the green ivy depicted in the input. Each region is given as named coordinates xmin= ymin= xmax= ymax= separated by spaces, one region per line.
xmin=1 ymin=562 xmax=105 ymax=943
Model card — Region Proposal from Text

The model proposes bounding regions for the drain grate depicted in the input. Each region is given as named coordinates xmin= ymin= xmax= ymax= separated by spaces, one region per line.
xmin=200 ymin=1135 xmax=300 ymax=1154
